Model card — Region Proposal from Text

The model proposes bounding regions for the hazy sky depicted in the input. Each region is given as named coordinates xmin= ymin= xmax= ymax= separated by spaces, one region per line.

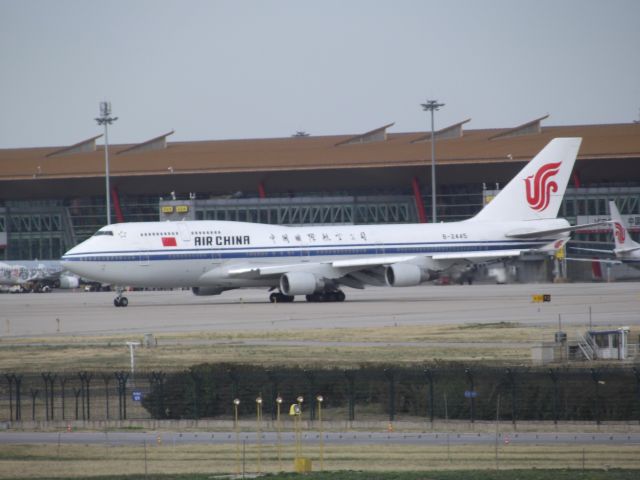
xmin=1 ymin=0 xmax=639 ymax=148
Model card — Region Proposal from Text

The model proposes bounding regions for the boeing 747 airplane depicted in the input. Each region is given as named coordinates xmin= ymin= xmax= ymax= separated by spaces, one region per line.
xmin=61 ymin=138 xmax=599 ymax=306
xmin=0 ymin=260 xmax=78 ymax=292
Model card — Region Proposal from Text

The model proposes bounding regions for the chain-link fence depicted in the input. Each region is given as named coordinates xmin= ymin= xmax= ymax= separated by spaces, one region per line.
xmin=2 ymin=364 xmax=640 ymax=424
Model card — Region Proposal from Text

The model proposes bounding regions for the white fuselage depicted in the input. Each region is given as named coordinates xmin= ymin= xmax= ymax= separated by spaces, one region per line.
xmin=61 ymin=218 xmax=568 ymax=289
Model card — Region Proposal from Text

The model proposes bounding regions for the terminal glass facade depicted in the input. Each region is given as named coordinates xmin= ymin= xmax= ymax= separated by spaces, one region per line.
xmin=2 ymin=187 xmax=639 ymax=261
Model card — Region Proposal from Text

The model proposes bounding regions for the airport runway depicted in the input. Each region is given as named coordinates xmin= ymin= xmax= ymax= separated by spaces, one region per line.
xmin=1 ymin=282 xmax=639 ymax=338
xmin=2 ymin=430 xmax=640 ymax=447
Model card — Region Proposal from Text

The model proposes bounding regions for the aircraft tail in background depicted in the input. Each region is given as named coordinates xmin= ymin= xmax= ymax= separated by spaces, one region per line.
xmin=609 ymin=201 xmax=640 ymax=253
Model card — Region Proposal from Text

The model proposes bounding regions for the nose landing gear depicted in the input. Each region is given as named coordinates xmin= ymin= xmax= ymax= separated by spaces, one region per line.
xmin=114 ymin=288 xmax=128 ymax=307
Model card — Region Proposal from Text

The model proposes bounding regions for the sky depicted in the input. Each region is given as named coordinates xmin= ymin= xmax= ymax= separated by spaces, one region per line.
xmin=1 ymin=0 xmax=639 ymax=149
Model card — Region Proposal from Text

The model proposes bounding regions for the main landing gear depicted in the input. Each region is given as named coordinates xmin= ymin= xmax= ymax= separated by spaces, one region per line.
xmin=305 ymin=290 xmax=346 ymax=302
xmin=269 ymin=292 xmax=294 ymax=303
xmin=269 ymin=289 xmax=346 ymax=303
xmin=114 ymin=288 xmax=129 ymax=307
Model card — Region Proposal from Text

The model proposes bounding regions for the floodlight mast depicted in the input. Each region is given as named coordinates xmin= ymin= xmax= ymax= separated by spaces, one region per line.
xmin=95 ymin=102 xmax=118 ymax=225
xmin=421 ymin=100 xmax=444 ymax=223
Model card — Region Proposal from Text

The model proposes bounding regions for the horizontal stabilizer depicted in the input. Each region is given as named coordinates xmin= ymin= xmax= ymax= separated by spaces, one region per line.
xmin=565 ymin=257 xmax=622 ymax=265
xmin=570 ymin=246 xmax=615 ymax=255
xmin=616 ymin=246 xmax=640 ymax=254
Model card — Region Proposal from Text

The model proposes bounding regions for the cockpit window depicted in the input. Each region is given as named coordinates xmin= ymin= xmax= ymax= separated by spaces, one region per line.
xmin=93 ymin=230 xmax=114 ymax=236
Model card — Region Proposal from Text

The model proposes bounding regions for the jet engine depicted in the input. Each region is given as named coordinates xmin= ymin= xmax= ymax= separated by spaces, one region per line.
xmin=191 ymin=286 xmax=227 ymax=296
xmin=385 ymin=263 xmax=433 ymax=287
xmin=280 ymin=272 xmax=324 ymax=295
xmin=58 ymin=276 xmax=80 ymax=289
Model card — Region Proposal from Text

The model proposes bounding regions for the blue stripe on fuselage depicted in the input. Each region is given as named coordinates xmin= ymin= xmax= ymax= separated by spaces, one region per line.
xmin=61 ymin=240 xmax=550 ymax=262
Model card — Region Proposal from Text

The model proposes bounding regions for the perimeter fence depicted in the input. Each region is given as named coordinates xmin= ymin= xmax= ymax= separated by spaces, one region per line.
xmin=2 ymin=364 xmax=640 ymax=424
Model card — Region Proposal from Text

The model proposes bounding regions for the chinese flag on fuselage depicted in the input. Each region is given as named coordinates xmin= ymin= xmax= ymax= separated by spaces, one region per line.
xmin=162 ymin=237 xmax=177 ymax=247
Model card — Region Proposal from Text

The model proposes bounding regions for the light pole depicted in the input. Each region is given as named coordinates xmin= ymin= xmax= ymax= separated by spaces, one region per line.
xmin=421 ymin=99 xmax=445 ymax=223
xmin=233 ymin=398 xmax=240 ymax=475
xmin=276 ymin=395 xmax=283 ymax=471
xmin=295 ymin=395 xmax=304 ymax=460
xmin=256 ymin=396 xmax=263 ymax=473
xmin=95 ymin=101 xmax=118 ymax=225
xmin=316 ymin=395 xmax=324 ymax=471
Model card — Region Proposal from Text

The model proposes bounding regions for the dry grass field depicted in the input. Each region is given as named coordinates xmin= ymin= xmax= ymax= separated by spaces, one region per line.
xmin=0 ymin=321 xmax=619 ymax=372
xmin=1 ymin=442 xmax=639 ymax=478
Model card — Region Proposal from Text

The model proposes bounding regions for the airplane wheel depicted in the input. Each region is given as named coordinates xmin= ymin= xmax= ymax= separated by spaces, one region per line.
xmin=336 ymin=290 xmax=346 ymax=302
xmin=114 ymin=297 xmax=129 ymax=307
xmin=305 ymin=293 xmax=321 ymax=302
xmin=271 ymin=293 xmax=294 ymax=303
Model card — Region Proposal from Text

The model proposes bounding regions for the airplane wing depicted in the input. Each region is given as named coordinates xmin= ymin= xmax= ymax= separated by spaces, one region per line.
xmin=431 ymin=249 xmax=524 ymax=261
xmin=226 ymin=255 xmax=418 ymax=278
xmin=218 ymin=250 xmax=525 ymax=287
xmin=506 ymin=221 xmax=611 ymax=239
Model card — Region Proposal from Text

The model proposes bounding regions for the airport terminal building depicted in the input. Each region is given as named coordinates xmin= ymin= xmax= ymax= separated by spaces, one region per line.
xmin=1 ymin=116 xmax=639 ymax=280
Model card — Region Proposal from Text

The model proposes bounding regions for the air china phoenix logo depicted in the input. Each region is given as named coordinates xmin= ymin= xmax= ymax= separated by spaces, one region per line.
xmin=614 ymin=222 xmax=626 ymax=243
xmin=524 ymin=162 xmax=562 ymax=212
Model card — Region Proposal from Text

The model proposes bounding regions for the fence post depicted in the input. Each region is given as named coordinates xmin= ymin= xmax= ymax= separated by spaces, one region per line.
xmin=305 ymin=370 xmax=316 ymax=421
xmin=465 ymin=368 xmax=475 ymax=424
xmin=42 ymin=373 xmax=57 ymax=421
xmin=424 ymin=369 xmax=435 ymax=424
xmin=114 ymin=371 xmax=129 ymax=420
xmin=149 ymin=371 xmax=166 ymax=420
xmin=267 ymin=370 xmax=279 ymax=421
xmin=41 ymin=373 xmax=49 ymax=421
xmin=102 ymin=374 xmax=111 ymax=420
xmin=344 ymin=370 xmax=355 ymax=422
xmin=633 ymin=367 xmax=640 ymax=425
xmin=384 ymin=369 xmax=395 ymax=422
xmin=5 ymin=374 xmax=14 ymax=421
xmin=59 ymin=377 xmax=67 ymax=421
xmin=228 ymin=368 xmax=239 ymax=418
xmin=73 ymin=388 xmax=81 ymax=420
xmin=78 ymin=372 xmax=92 ymax=420
xmin=548 ymin=368 xmax=559 ymax=425
xmin=30 ymin=389 xmax=39 ymax=421
xmin=590 ymin=368 xmax=601 ymax=426
xmin=48 ymin=373 xmax=56 ymax=420
xmin=506 ymin=368 xmax=517 ymax=428
xmin=190 ymin=371 xmax=201 ymax=420
xmin=14 ymin=375 xmax=22 ymax=421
